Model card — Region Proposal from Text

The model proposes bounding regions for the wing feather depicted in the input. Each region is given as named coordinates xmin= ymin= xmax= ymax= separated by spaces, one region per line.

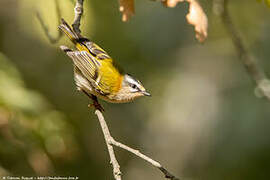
xmin=60 ymin=46 xmax=109 ymax=93
xmin=60 ymin=45 xmax=119 ymax=97
xmin=83 ymin=41 xmax=111 ymax=60
xmin=62 ymin=49 xmax=99 ymax=82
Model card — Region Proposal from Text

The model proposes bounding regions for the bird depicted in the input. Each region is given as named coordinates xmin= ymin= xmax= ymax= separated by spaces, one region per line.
xmin=58 ymin=18 xmax=150 ymax=111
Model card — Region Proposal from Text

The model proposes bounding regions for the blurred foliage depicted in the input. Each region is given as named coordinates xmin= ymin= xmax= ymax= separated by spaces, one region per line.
xmin=0 ymin=52 xmax=78 ymax=176
xmin=257 ymin=0 xmax=270 ymax=8
xmin=0 ymin=0 xmax=270 ymax=179
xmin=18 ymin=0 xmax=94 ymax=45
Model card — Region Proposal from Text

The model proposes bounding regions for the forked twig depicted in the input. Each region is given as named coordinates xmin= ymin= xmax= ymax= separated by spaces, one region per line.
xmin=72 ymin=0 xmax=179 ymax=179
xmin=95 ymin=110 xmax=179 ymax=180
xmin=54 ymin=0 xmax=179 ymax=179
xmin=95 ymin=110 xmax=122 ymax=180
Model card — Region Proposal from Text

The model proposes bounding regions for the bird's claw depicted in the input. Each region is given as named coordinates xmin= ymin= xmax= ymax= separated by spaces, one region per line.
xmin=88 ymin=102 xmax=105 ymax=112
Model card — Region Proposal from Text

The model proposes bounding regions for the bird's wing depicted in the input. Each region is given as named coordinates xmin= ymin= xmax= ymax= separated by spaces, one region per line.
xmin=83 ymin=41 xmax=111 ymax=60
xmin=60 ymin=46 xmax=110 ymax=95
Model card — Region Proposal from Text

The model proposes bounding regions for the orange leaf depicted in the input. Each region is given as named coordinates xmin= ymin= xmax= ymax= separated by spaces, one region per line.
xmin=119 ymin=0 xmax=135 ymax=22
xmin=186 ymin=0 xmax=208 ymax=42
xmin=162 ymin=0 xmax=184 ymax=8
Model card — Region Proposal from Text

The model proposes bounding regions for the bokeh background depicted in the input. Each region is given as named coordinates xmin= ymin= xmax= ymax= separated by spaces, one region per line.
xmin=0 ymin=0 xmax=270 ymax=179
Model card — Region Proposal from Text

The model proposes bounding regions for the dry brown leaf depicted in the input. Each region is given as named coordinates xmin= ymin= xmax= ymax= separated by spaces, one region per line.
xmin=119 ymin=0 xmax=135 ymax=22
xmin=162 ymin=0 xmax=184 ymax=8
xmin=162 ymin=0 xmax=208 ymax=42
xmin=186 ymin=0 xmax=208 ymax=42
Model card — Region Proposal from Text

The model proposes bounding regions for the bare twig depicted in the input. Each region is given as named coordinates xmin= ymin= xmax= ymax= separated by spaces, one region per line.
xmin=95 ymin=110 xmax=122 ymax=180
xmin=36 ymin=0 xmax=63 ymax=44
xmin=72 ymin=0 xmax=84 ymax=35
xmin=110 ymin=138 xmax=179 ymax=179
xmin=56 ymin=0 xmax=180 ymax=179
xmin=95 ymin=110 xmax=179 ymax=180
xmin=214 ymin=0 xmax=270 ymax=100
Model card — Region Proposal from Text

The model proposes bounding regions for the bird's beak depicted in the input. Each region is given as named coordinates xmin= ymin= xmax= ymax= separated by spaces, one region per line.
xmin=142 ymin=91 xmax=151 ymax=97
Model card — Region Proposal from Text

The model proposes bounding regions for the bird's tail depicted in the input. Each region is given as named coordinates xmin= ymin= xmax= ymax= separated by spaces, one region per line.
xmin=58 ymin=18 xmax=79 ymax=43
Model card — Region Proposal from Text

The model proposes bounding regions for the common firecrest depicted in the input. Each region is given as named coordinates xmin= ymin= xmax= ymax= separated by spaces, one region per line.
xmin=59 ymin=19 xmax=150 ymax=110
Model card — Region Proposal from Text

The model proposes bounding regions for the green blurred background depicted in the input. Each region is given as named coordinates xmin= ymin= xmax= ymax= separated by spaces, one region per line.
xmin=0 ymin=0 xmax=270 ymax=179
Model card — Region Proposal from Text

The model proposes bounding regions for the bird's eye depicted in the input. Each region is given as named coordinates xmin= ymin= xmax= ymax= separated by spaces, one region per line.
xmin=131 ymin=84 xmax=137 ymax=89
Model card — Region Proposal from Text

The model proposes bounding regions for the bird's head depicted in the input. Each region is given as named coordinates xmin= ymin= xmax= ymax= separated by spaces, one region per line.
xmin=115 ymin=74 xmax=150 ymax=102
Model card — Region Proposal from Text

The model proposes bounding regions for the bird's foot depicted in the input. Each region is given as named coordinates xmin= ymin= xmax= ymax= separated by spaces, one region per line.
xmin=88 ymin=101 xmax=105 ymax=112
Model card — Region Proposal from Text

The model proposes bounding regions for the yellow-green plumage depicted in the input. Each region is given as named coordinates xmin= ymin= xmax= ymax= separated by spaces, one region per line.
xmin=59 ymin=18 xmax=150 ymax=103
xmin=59 ymin=19 xmax=124 ymax=101
xmin=99 ymin=60 xmax=123 ymax=95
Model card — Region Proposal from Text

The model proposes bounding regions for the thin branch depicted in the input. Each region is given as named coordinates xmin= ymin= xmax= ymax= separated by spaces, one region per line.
xmin=36 ymin=0 xmax=63 ymax=44
xmin=214 ymin=0 xmax=270 ymax=100
xmin=95 ymin=110 xmax=122 ymax=180
xmin=72 ymin=0 xmax=84 ymax=35
xmin=58 ymin=0 xmax=179 ymax=179
xmin=95 ymin=110 xmax=179 ymax=180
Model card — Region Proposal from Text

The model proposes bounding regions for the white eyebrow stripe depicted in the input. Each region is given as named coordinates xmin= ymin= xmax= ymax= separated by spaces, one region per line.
xmin=126 ymin=76 xmax=140 ymax=86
